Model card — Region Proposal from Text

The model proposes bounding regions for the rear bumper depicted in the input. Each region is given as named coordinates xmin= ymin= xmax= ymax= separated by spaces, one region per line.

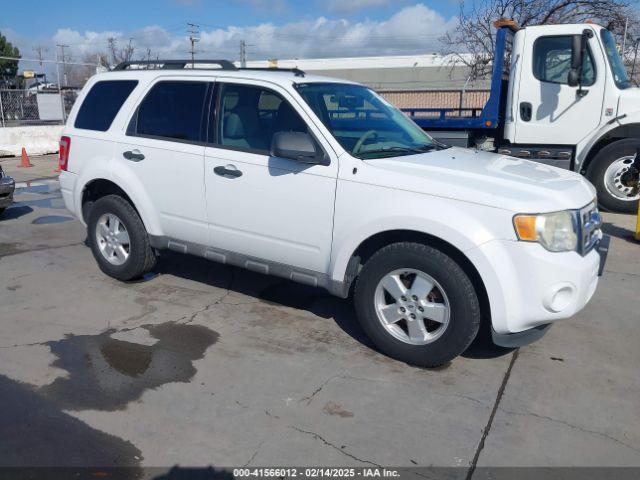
xmin=59 ymin=170 xmax=79 ymax=220
xmin=0 ymin=176 xmax=15 ymax=208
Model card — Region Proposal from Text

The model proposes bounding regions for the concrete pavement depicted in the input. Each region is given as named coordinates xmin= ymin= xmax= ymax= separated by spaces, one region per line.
xmin=0 ymin=155 xmax=638 ymax=473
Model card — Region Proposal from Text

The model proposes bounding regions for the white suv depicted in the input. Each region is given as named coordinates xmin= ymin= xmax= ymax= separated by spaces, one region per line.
xmin=59 ymin=60 xmax=605 ymax=367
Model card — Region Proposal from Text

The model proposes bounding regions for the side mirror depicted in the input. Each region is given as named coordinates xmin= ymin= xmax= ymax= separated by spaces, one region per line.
xmin=271 ymin=132 xmax=326 ymax=165
xmin=568 ymin=34 xmax=583 ymax=87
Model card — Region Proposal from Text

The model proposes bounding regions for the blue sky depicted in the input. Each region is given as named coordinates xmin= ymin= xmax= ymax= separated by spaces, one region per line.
xmin=3 ymin=0 xmax=459 ymax=36
xmin=2 ymin=0 xmax=461 ymax=65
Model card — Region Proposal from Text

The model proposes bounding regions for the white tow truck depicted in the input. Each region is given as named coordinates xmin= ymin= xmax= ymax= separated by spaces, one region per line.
xmin=405 ymin=20 xmax=640 ymax=213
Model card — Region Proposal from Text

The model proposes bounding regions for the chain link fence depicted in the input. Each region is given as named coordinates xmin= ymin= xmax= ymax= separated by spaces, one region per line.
xmin=0 ymin=89 xmax=79 ymax=127
xmin=0 ymin=55 xmax=96 ymax=127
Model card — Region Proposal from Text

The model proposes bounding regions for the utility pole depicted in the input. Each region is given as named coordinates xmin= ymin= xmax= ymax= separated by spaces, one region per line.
xmin=55 ymin=47 xmax=66 ymax=122
xmin=187 ymin=23 xmax=200 ymax=67
xmin=622 ymin=17 xmax=629 ymax=54
xmin=33 ymin=46 xmax=48 ymax=83
xmin=240 ymin=40 xmax=247 ymax=68
xmin=33 ymin=46 xmax=48 ymax=67
xmin=56 ymin=44 xmax=69 ymax=87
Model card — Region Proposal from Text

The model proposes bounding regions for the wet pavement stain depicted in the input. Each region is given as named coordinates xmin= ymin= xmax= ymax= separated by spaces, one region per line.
xmin=31 ymin=215 xmax=74 ymax=225
xmin=14 ymin=182 xmax=60 ymax=195
xmin=39 ymin=321 xmax=219 ymax=411
xmin=12 ymin=197 xmax=67 ymax=210
xmin=0 ymin=374 xmax=143 ymax=472
xmin=322 ymin=401 xmax=354 ymax=418
xmin=0 ymin=242 xmax=26 ymax=257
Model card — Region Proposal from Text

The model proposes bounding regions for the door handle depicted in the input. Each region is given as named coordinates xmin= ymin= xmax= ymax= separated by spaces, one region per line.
xmin=214 ymin=165 xmax=243 ymax=179
xmin=519 ymin=102 xmax=532 ymax=122
xmin=123 ymin=150 xmax=145 ymax=162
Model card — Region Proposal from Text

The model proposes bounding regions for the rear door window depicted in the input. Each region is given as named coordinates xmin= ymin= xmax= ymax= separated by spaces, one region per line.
xmin=132 ymin=81 xmax=209 ymax=143
xmin=74 ymin=80 xmax=138 ymax=131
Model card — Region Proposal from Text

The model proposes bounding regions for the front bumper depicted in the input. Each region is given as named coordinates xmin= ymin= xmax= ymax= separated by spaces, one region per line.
xmin=467 ymin=237 xmax=602 ymax=336
xmin=492 ymin=323 xmax=552 ymax=348
xmin=0 ymin=175 xmax=15 ymax=209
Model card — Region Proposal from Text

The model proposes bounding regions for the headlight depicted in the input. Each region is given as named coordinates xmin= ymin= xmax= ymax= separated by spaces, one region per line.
xmin=513 ymin=210 xmax=578 ymax=252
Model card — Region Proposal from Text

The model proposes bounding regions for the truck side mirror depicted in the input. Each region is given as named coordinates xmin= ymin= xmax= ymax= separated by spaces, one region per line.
xmin=568 ymin=34 xmax=583 ymax=87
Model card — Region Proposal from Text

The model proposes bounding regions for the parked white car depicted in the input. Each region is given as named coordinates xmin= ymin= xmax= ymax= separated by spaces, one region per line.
xmin=58 ymin=60 xmax=606 ymax=366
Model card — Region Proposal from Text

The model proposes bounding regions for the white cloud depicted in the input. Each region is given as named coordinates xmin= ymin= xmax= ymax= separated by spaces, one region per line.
xmin=12 ymin=3 xmax=456 ymax=75
xmin=326 ymin=0 xmax=391 ymax=14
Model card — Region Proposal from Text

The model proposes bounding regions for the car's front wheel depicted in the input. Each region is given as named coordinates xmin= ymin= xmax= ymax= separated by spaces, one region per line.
xmin=354 ymin=242 xmax=481 ymax=367
xmin=87 ymin=195 xmax=156 ymax=281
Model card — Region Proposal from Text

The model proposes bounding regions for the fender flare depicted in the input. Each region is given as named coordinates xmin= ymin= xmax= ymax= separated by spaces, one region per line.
xmin=75 ymin=173 xmax=163 ymax=236
xmin=577 ymin=114 xmax=640 ymax=172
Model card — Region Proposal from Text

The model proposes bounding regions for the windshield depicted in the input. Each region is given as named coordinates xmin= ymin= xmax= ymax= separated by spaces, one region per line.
xmin=601 ymin=29 xmax=631 ymax=89
xmin=295 ymin=83 xmax=442 ymax=159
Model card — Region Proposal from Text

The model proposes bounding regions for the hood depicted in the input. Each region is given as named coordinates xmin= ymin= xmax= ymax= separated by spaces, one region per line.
xmin=364 ymin=147 xmax=596 ymax=213
xmin=617 ymin=87 xmax=640 ymax=117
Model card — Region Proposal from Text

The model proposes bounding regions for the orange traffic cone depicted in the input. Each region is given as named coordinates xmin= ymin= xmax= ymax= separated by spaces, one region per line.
xmin=18 ymin=147 xmax=33 ymax=168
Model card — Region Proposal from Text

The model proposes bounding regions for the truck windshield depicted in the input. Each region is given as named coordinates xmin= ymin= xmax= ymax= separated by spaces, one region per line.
xmin=295 ymin=83 xmax=440 ymax=159
xmin=601 ymin=29 xmax=631 ymax=89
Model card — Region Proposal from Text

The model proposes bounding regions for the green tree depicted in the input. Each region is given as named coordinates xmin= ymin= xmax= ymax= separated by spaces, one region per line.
xmin=0 ymin=31 xmax=20 ymax=81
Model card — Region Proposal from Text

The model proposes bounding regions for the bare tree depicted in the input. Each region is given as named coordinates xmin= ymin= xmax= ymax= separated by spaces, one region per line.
xmin=102 ymin=37 xmax=136 ymax=68
xmin=63 ymin=53 xmax=100 ymax=87
xmin=442 ymin=0 xmax=639 ymax=80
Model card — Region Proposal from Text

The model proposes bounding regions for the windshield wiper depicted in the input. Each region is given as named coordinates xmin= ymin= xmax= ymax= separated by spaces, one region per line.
xmin=358 ymin=145 xmax=442 ymax=158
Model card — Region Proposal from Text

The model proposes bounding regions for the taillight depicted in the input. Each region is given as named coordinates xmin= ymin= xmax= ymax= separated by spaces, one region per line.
xmin=59 ymin=136 xmax=71 ymax=171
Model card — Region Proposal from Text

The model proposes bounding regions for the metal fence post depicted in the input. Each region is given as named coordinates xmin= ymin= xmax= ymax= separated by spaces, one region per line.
xmin=0 ymin=91 xmax=5 ymax=127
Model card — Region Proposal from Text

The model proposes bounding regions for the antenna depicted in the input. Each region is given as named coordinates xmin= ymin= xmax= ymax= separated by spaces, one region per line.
xmin=240 ymin=40 xmax=247 ymax=68
xmin=187 ymin=23 xmax=201 ymax=67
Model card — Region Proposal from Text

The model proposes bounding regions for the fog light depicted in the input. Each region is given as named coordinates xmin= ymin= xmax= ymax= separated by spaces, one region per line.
xmin=543 ymin=283 xmax=575 ymax=313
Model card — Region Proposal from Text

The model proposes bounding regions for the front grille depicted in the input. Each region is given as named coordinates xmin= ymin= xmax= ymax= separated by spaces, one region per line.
xmin=577 ymin=202 xmax=602 ymax=256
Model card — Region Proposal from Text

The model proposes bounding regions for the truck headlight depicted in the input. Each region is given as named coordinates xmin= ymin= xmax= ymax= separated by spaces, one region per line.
xmin=513 ymin=211 xmax=578 ymax=252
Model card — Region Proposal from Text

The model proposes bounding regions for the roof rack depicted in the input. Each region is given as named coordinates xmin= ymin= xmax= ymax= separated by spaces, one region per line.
xmin=241 ymin=67 xmax=306 ymax=77
xmin=111 ymin=59 xmax=307 ymax=77
xmin=112 ymin=59 xmax=238 ymax=71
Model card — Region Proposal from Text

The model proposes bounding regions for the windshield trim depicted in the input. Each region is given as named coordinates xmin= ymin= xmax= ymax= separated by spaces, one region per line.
xmin=600 ymin=29 xmax=631 ymax=90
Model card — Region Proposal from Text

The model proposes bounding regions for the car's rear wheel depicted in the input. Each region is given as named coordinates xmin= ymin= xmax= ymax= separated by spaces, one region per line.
xmin=87 ymin=195 xmax=156 ymax=281
xmin=354 ymin=242 xmax=480 ymax=367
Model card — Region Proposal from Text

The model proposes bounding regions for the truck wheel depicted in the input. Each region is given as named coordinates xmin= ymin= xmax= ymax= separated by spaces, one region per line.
xmin=587 ymin=139 xmax=640 ymax=213
xmin=87 ymin=195 xmax=156 ymax=281
xmin=354 ymin=242 xmax=480 ymax=367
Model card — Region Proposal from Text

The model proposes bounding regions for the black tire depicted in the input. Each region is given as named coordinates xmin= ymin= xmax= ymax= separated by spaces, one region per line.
xmin=87 ymin=195 xmax=156 ymax=281
xmin=354 ymin=242 xmax=481 ymax=367
xmin=587 ymin=139 xmax=640 ymax=213
xmin=0 ymin=208 xmax=5 ymax=217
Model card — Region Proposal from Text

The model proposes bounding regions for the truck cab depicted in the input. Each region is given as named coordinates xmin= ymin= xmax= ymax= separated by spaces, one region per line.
xmin=406 ymin=21 xmax=640 ymax=213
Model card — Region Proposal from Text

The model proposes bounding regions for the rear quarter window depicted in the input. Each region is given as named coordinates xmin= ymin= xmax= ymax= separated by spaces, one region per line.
xmin=74 ymin=80 xmax=138 ymax=131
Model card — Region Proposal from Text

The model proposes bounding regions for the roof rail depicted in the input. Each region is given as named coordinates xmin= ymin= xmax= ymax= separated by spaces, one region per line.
xmin=111 ymin=60 xmax=308 ymax=77
xmin=112 ymin=59 xmax=238 ymax=71
xmin=240 ymin=67 xmax=306 ymax=77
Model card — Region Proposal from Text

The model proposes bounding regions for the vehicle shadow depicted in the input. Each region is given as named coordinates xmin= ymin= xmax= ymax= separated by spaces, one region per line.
xmin=152 ymin=250 xmax=510 ymax=363
xmin=602 ymin=222 xmax=637 ymax=243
